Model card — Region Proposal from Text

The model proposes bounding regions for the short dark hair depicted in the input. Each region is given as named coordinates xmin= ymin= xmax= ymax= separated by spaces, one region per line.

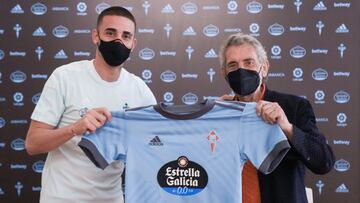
xmin=97 ymin=6 xmax=136 ymax=29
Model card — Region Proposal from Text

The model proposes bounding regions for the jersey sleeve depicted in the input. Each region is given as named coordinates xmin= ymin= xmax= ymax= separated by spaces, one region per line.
xmin=31 ymin=68 xmax=65 ymax=127
xmin=239 ymin=114 xmax=290 ymax=175
xmin=78 ymin=112 xmax=126 ymax=170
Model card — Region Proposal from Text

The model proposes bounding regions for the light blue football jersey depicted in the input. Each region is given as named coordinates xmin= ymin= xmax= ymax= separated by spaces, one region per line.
xmin=79 ymin=100 xmax=290 ymax=203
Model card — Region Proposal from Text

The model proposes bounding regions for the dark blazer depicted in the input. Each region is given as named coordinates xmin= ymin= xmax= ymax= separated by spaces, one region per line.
xmin=258 ymin=88 xmax=335 ymax=203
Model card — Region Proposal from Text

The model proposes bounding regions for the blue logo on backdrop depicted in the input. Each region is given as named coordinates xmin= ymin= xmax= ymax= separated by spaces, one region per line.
xmin=0 ymin=117 xmax=5 ymax=128
xmin=181 ymin=2 xmax=198 ymax=15
xmin=334 ymin=159 xmax=350 ymax=172
xmin=333 ymin=91 xmax=350 ymax=104
xmin=11 ymin=138 xmax=25 ymax=151
xmin=182 ymin=93 xmax=198 ymax=105
xmin=312 ymin=68 xmax=328 ymax=81
xmin=10 ymin=70 xmax=26 ymax=83
xmin=160 ymin=70 xmax=176 ymax=83
xmin=15 ymin=182 xmax=23 ymax=196
xmin=203 ymin=24 xmax=219 ymax=37
xmin=268 ymin=23 xmax=284 ymax=36
xmin=290 ymin=46 xmax=306 ymax=58
xmin=139 ymin=48 xmax=155 ymax=60
xmin=0 ymin=49 xmax=4 ymax=60
xmin=247 ymin=1 xmax=262 ymax=13
xmin=53 ymin=25 xmax=69 ymax=38
xmin=163 ymin=92 xmax=174 ymax=103
xmin=31 ymin=2 xmax=47 ymax=15
xmin=32 ymin=161 xmax=45 ymax=173
xmin=96 ymin=3 xmax=110 ymax=14
xmin=32 ymin=93 xmax=41 ymax=104
xmin=77 ymin=2 xmax=87 ymax=15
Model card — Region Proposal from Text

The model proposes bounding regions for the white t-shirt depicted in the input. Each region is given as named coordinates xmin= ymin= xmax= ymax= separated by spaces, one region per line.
xmin=31 ymin=60 xmax=156 ymax=203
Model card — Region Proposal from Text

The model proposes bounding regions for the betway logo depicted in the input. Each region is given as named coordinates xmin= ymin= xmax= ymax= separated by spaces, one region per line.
xmin=333 ymin=140 xmax=350 ymax=145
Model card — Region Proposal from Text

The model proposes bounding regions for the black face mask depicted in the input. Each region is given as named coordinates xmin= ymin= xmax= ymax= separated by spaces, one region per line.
xmin=98 ymin=38 xmax=131 ymax=67
xmin=227 ymin=68 xmax=261 ymax=96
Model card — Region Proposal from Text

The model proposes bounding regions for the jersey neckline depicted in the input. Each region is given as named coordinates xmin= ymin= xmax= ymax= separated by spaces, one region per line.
xmin=153 ymin=100 xmax=216 ymax=120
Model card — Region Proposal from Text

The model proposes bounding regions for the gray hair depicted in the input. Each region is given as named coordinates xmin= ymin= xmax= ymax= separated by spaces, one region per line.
xmin=219 ymin=33 xmax=268 ymax=69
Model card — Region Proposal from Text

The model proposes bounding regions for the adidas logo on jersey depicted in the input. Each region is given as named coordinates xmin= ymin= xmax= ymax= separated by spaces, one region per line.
xmin=335 ymin=24 xmax=349 ymax=33
xmin=183 ymin=26 xmax=196 ymax=36
xmin=149 ymin=136 xmax=164 ymax=146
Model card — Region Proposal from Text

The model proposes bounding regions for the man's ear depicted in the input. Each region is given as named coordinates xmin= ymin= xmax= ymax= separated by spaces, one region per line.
xmin=261 ymin=60 xmax=269 ymax=78
xmin=131 ymin=38 xmax=137 ymax=51
xmin=92 ymin=29 xmax=99 ymax=45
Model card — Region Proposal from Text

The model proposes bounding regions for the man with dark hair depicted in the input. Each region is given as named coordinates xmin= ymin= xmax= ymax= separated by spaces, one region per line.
xmin=219 ymin=33 xmax=335 ymax=203
xmin=25 ymin=6 xmax=156 ymax=203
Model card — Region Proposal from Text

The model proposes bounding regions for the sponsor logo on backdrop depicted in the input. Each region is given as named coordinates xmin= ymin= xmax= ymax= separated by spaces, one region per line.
xmin=315 ymin=117 xmax=328 ymax=122
xmin=338 ymin=43 xmax=346 ymax=58
xmin=333 ymin=71 xmax=350 ymax=77
xmin=186 ymin=46 xmax=194 ymax=60
xmin=227 ymin=1 xmax=238 ymax=14
xmin=138 ymin=28 xmax=155 ymax=34
xmin=334 ymin=159 xmax=350 ymax=172
xmin=268 ymin=23 xmax=284 ymax=36
xmin=139 ymin=48 xmax=155 ymax=60
xmin=10 ymin=164 xmax=27 ymax=170
xmin=0 ymin=72 xmax=2 ymax=83
xmin=334 ymin=2 xmax=351 ymax=8
xmin=202 ymin=5 xmax=220 ymax=11
xmin=77 ymin=2 xmax=87 ymax=16
xmin=11 ymin=138 xmax=25 ymax=151
xmin=53 ymin=25 xmax=69 ymax=38
xmin=249 ymin=23 xmax=260 ymax=36
xmin=10 ymin=120 xmax=27 ymax=125
xmin=336 ymin=113 xmax=347 ymax=127
xmin=314 ymin=90 xmax=325 ymax=104
xmin=162 ymin=4 xmax=175 ymax=13
xmin=247 ymin=1 xmax=262 ymax=13
xmin=316 ymin=21 xmax=325 ymax=35
xmin=289 ymin=26 xmax=306 ymax=32
xmin=312 ymin=68 xmax=328 ymax=81
xmin=316 ymin=180 xmax=324 ymax=195
xmin=163 ymin=92 xmax=174 ymax=105
xmin=204 ymin=49 xmax=218 ymax=58
xmin=290 ymin=46 xmax=306 ymax=58
xmin=333 ymin=140 xmax=350 ymax=145
xmin=74 ymin=51 xmax=91 ymax=57
xmin=164 ymin=24 xmax=172 ymax=38
xmin=203 ymin=24 xmax=219 ymax=37
xmin=15 ymin=182 xmax=23 ymax=196
xmin=268 ymin=4 xmax=284 ymax=9
xmin=32 ymin=186 xmax=41 ymax=192
xmin=271 ymin=45 xmax=281 ymax=59
xmin=32 ymin=161 xmax=45 ymax=173
xmin=13 ymin=92 xmax=24 ymax=106
xmin=182 ymin=2 xmax=197 ymax=15
xmin=52 ymin=6 xmax=69 ymax=12
xmin=13 ymin=24 xmax=22 ymax=38
xmin=142 ymin=1 xmax=150 ymax=15
xmin=335 ymin=23 xmax=349 ymax=33
xmin=54 ymin=49 xmax=68 ymax=59
xmin=33 ymin=27 xmax=46 ymax=36
xmin=182 ymin=93 xmax=198 ymax=105
xmin=312 ymin=48 xmax=328 ymax=54
xmin=181 ymin=73 xmax=198 ymax=79
xmin=73 ymin=29 xmax=91 ymax=34
xmin=335 ymin=183 xmax=349 ymax=193
xmin=160 ymin=70 xmax=176 ymax=83
xmin=314 ymin=1 xmax=327 ymax=11
xmin=0 ymin=96 xmax=5 ymax=102
xmin=95 ymin=3 xmax=110 ymax=14
xmin=207 ymin=68 xmax=216 ymax=83
xmin=160 ymin=51 xmax=176 ymax=56
xmin=183 ymin=26 xmax=196 ymax=36
xmin=224 ymin=28 xmax=242 ymax=33
xmin=0 ymin=28 xmax=3 ymax=35
xmin=32 ymin=93 xmax=41 ymax=104
xmin=10 ymin=70 xmax=26 ymax=83
xmin=294 ymin=0 xmax=303 ymax=14
xmin=0 ymin=50 xmax=4 ymax=60
xmin=142 ymin=69 xmax=152 ymax=83
xmin=268 ymin=72 xmax=285 ymax=78
xmin=0 ymin=117 xmax=5 ymax=128
xmin=9 ymin=51 xmax=26 ymax=57
xmin=11 ymin=4 xmax=24 ymax=14
xmin=0 ymin=187 xmax=4 ymax=195
xmin=31 ymin=2 xmax=47 ymax=15
xmin=333 ymin=90 xmax=350 ymax=104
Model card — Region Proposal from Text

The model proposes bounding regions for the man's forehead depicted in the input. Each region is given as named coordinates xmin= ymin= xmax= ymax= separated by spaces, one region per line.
xmin=99 ymin=16 xmax=135 ymax=32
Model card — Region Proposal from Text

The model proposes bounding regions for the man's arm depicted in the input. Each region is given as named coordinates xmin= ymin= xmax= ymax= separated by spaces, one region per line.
xmin=25 ymin=108 xmax=112 ymax=155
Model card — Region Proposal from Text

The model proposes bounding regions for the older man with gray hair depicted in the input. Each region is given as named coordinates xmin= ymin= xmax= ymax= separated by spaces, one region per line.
xmin=219 ymin=33 xmax=334 ymax=203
